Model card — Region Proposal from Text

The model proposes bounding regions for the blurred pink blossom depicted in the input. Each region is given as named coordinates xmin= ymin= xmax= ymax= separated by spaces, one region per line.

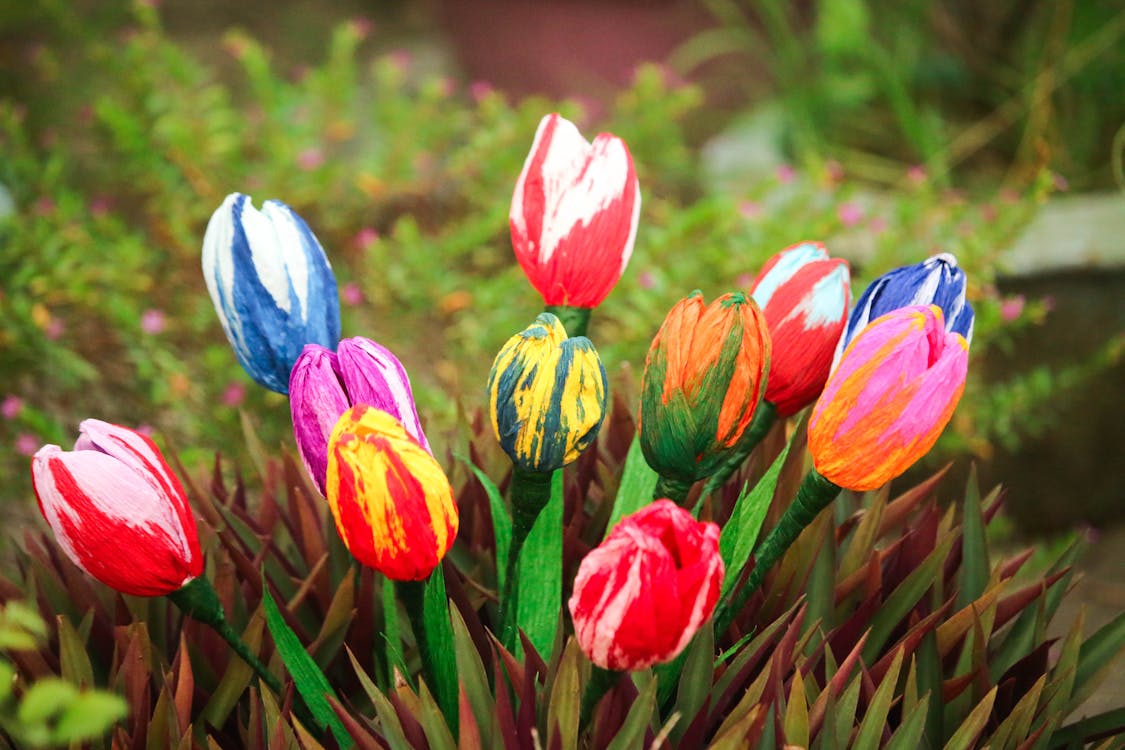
xmin=34 ymin=197 xmax=55 ymax=216
xmin=135 ymin=424 xmax=155 ymax=437
xmin=736 ymin=273 xmax=754 ymax=288
xmin=999 ymin=295 xmax=1025 ymax=322
xmin=354 ymin=227 xmax=379 ymax=250
xmin=825 ymin=160 xmax=845 ymax=183
xmin=45 ymin=318 xmax=64 ymax=340
xmin=222 ymin=382 xmax=246 ymax=407
xmin=341 ymin=282 xmax=364 ymax=306
xmin=980 ymin=204 xmax=998 ymax=222
xmin=1052 ymin=173 xmax=1069 ymax=191
xmin=387 ymin=50 xmax=412 ymax=72
xmin=15 ymin=434 xmax=39 ymax=457
xmin=775 ymin=164 xmax=795 ymax=184
xmin=140 ymin=308 xmax=166 ymax=334
xmin=869 ymin=216 xmax=889 ymax=235
xmin=738 ymin=200 xmax=762 ymax=219
xmin=89 ymin=195 xmax=113 ymax=217
xmin=837 ymin=201 xmax=864 ymax=227
xmin=1042 ymin=295 xmax=1056 ymax=313
xmin=637 ymin=271 xmax=655 ymax=290
xmin=1 ymin=396 xmax=22 ymax=420
xmin=348 ymin=17 xmax=374 ymax=38
xmin=297 ymin=147 xmax=325 ymax=171
xmin=906 ymin=165 xmax=927 ymax=184
xmin=469 ymin=81 xmax=495 ymax=103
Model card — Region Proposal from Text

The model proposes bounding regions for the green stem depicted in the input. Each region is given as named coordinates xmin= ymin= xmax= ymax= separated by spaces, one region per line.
xmin=579 ymin=666 xmax=622 ymax=731
xmin=398 ymin=577 xmax=458 ymax=732
xmin=499 ymin=466 xmax=555 ymax=649
xmin=544 ymin=305 xmax=593 ymax=338
xmin=167 ymin=577 xmax=282 ymax=695
xmin=715 ymin=470 xmax=840 ymax=634
xmin=654 ymin=475 xmax=694 ymax=505
xmin=701 ymin=401 xmax=778 ymax=499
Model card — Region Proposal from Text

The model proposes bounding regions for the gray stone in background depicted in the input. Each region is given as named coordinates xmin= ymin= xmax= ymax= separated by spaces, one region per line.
xmin=1002 ymin=193 xmax=1125 ymax=274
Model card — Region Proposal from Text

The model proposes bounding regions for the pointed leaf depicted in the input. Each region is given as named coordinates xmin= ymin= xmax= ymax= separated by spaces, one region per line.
xmin=852 ymin=649 xmax=903 ymax=749
xmin=885 ymin=698 xmax=928 ymax=750
xmin=605 ymin=674 xmax=657 ymax=750
xmin=941 ymin=686 xmax=996 ymax=750
xmin=956 ymin=466 xmax=989 ymax=610
xmin=719 ymin=439 xmax=792 ymax=597
xmin=458 ymin=454 xmax=511 ymax=594
xmin=605 ymin=435 xmax=659 ymax=537
xmin=517 ymin=471 xmax=564 ymax=657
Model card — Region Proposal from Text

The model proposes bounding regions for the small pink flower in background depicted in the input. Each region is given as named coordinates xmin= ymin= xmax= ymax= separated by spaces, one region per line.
xmin=837 ymin=201 xmax=864 ymax=227
xmin=387 ymin=50 xmax=412 ymax=72
xmin=981 ymin=204 xmax=998 ymax=222
xmin=469 ymin=81 xmax=495 ymax=103
xmin=1042 ymin=295 xmax=1056 ymax=313
xmin=45 ymin=318 xmax=65 ymax=340
xmin=135 ymin=424 xmax=155 ymax=437
xmin=141 ymin=308 xmax=166 ymax=335
xmin=347 ymin=16 xmax=374 ymax=38
xmin=341 ymin=282 xmax=364 ymax=306
xmin=738 ymin=200 xmax=761 ymax=219
xmin=34 ymin=197 xmax=55 ymax=216
xmin=297 ymin=147 xmax=325 ymax=171
xmin=436 ymin=77 xmax=455 ymax=97
xmin=907 ymin=165 xmax=927 ymax=184
xmin=735 ymin=272 xmax=754 ymax=288
xmin=869 ymin=216 xmax=889 ymax=235
xmin=999 ymin=295 xmax=1026 ymax=322
xmin=354 ymin=227 xmax=379 ymax=251
xmin=776 ymin=164 xmax=796 ymax=183
xmin=222 ymin=382 xmax=246 ymax=407
xmin=1052 ymin=173 xmax=1069 ymax=192
xmin=16 ymin=434 xmax=39 ymax=457
xmin=825 ymin=160 xmax=845 ymax=183
xmin=637 ymin=271 xmax=655 ymax=290
xmin=1 ymin=396 xmax=22 ymax=420
xmin=89 ymin=195 xmax=112 ymax=217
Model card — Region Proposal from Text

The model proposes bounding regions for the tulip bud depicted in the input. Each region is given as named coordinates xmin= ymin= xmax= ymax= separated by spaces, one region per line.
xmin=31 ymin=420 xmax=203 ymax=597
xmin=202 ymin=192 xmax=341 ymax=394
xmin=326 ymin=405 xmax=458 ymax=581
xmin=510 ymin=113 xmax=641 ymax=309
xmin=810 ymin=305 xmax=969 ymax=491
xmin=488 ymin=313 xmax=608 ymax=473
xmin=290 ymin=337 xmax=429 ymax=494
xmin=639 ymin=291 xmax=771 ymax=484
xmin=569 ymin=500 xmax=723 ymax=671
xmin=832 ymin=252 xmax=973 ymax=370
xmin=750 ymin=241 xmax=850 ymax=416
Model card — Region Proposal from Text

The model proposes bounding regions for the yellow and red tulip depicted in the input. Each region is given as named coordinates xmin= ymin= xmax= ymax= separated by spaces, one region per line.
xmin=639 ymin=291 xmax=771 ymax=483
xmin=809 ymin=304 xmax=969 ymax=491
xmin=326 ymin=405 xmax=458 ymax=581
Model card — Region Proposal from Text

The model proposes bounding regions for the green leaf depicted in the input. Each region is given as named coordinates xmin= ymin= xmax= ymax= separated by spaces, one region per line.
xmin=458 ymin=453 xmax=511 ymax=594
xmin=50 ymin=690 xmax=128 ymax=743
xmin=783 ymin=669 xmax=809 ymax=748
xmin=942 ymin=686 xmax=996 ymax=750
xmin=57 ymin=612 xmax=95 ymax=689
xmin=853 ymin=649 xmax=903 ymax=749
xmin=546 ymin=639 xmax=583 ymax=750
xmin=863 ymin=536 xmax=953 ymax=662
xmin=833 ymin=675 xmax=863 ymax=748
xmin=262 ymin=586 xmax=352 ymax=748
xmin=956 ymin=466 xmax=990 ymax=611
xmin=885 ymin=697 xmax=928 ymax=750
xmin=381 ymin=577 xmax=408 ymax=690
xmin=17 ymin=678 xmax=77 ymax=724
xmin=450 ymin=605 xmax=494 ymax=748
xmin=0 ymin=660 xmax=13 ymax=702
xmin=719 ymin=438 xmax=791 ymax=598
xmin=671 ymin=623 xmax=714 ymax=743
xmin=416 ymin=681 xmax=457 ymax=750
xmin=606 ymin=674 xmax=657 ymax=750
xmin=988 ymin=675 xmax=1044 ymax=750
xmin=422 ymin=571 xmax=459 ymax=731
xmin=518 ymin=470 xmax=564 ymax=657
xmin=367 ymin=679 xmax=414 ymax=750
xmin=605 ymin=435 xmax=659 ymax=538
xmin=1073 ymin=611 xmax=1125 ymax=705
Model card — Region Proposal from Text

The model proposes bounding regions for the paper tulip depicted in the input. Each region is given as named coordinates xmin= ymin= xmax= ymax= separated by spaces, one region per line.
xmin=202 ymin=192 xmax=341 ymax=394
xmin=810 ymin=305 xmax=969 ymax=491
xmin=31 ymin=420 xmax=202 ymax=597
xmin=510 ymin=113 xmax=640 ymax=310
xmin=639 ymin=292 xmax=771 ymax=487
xmin=750 ymin=241 xmax=850 ymax=416
xmin=326 ymin=405 xmax=458 ymax=581
xmin=569 ymin=500 xmax=723 ymax=671
xmin=488 ymin=312 xmax=608 ymax=473
xmin=832 ymin=252 xmax=973 ymax=369
xmin=290 ymin=337 xmax=429 ymax=494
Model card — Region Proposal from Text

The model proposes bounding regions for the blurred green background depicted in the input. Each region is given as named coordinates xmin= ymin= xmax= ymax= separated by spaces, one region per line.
xmin=0 ymin=0 xmax=1122 ymax=533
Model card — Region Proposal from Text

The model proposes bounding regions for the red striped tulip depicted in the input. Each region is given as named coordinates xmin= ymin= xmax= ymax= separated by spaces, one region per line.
xmin=568 ymin=500 xmax=723 ymax=671
xmin=326 ymin=405 xmax=458 ymax=581
xmin=809 ymin=305 xmax=969 ymax=491
xmin=510 ymin=113 xmax=640 ymax=309
xmin=639 ymin=291 xmax=771 ymax=483
xmin=31 ymin=420 xmax=203 ymax=597
xmin=750 ymin=241 xmax=850 ymax=416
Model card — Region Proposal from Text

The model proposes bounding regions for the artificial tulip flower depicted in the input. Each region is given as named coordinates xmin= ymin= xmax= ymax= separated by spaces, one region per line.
xmin=325 ymin=405 xmax=458 ymax=581
xmin=569 ymin=500 xmax=723 ymax=671
xmin=510 ymin=113 xmax=641 ymax=310
xmin=639 ymin=291 xmax=771 ymax=486
xmin=290 ymin=337 xmax=429 ymax=494
xmin=749 ymin=241 xmax=850 ymax=416
xmin=488 ymin=312 xmax=608 ymax=473
xmin=832 ymin=252 xmax=973 ymax=369
xmin=31 ymin=420 xmax=203 ymax=597
xmin=810 ymin=305 xmax=969 ymax=491
xmin=202 ymin=192 xmax=341 ymax=394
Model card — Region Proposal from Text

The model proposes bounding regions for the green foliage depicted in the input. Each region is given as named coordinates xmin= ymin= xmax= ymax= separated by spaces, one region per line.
xmin=0 ymin=602 xmax=126 ymax=748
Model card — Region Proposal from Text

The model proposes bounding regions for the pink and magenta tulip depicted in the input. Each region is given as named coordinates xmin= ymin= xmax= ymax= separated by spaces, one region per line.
xmin=289 ymin=336 xmax=429 ymax=494
xmin=31 ymin=420 xmax=203 ymax=597
xmin=510 ymin=113 xmax=640 ymax=309
xmin=568 ymin=500 xmax=723 ymax=671
xmin=749 ymin=241 xmax=850 ymax=416
xmin=809 ymin=305 xmax=969 ymax=491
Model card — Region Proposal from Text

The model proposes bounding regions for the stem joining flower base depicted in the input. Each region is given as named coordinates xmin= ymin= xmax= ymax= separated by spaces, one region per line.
xmin=653 ymin=475 xmax=693 ymax=505
xmin=167 ymin=576 xmax=283 ymax=695
xmin=544 ymin=305 xmax=593 ymax=338
xmin=716 ymin=470 xmax=840 ymax=634
xmin=499 ymin=466 xmax=555 ymax=649
xmin=397 ymin=577 xmax=458 ymax=731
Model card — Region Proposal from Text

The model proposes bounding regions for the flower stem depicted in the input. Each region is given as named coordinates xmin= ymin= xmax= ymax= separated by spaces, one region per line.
xmin=715 ymin=470 xmax=840 ymax=634
xmin=499 ymin=466 xmax=555 ymax=649
xmin=545 ymin=305 xmax=593 ymax=338
xmin=167 ymin=576 xmax=282 ymax=695
xmin=398 ymin=577 xmax=458 ymax=732
xmin=654 ymin=475 xmax=693 ymax=505
xmin=579 ymin=666 xmax=622 ymax=731
xmin=701 ymin=401 xmax=778 ymax=499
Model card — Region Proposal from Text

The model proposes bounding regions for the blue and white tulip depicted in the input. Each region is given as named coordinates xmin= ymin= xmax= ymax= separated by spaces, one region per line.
xmin=202 ymin=193 xmax=341 ymax=393
xmin=832 ymin=252 xmax=974 ymax=370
